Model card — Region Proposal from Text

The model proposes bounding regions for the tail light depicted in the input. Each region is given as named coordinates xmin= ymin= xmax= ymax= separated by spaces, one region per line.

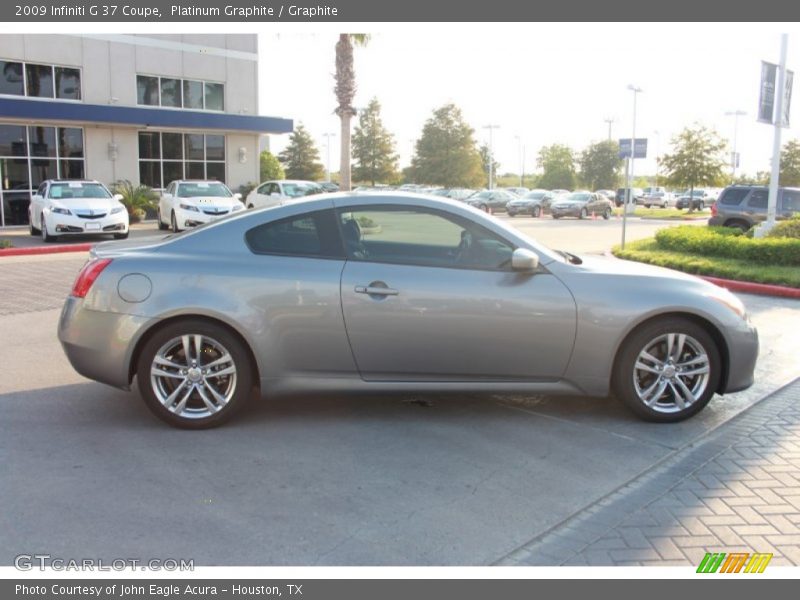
xmin=710 ymin=201 xmax=718 ymax=217
xmin=71 ymin=258 xmax=112 ymax=298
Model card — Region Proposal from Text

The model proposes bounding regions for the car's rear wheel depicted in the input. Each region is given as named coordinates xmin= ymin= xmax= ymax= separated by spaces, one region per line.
xmin=532 ymin=206 xmax=541 ymax=218
xmin=613 ymin=317 xmax=720 ymax=422
xmin=579 ymin=208 xmax=588 ymax=219
xmin=725 ymin=219 xmax=751 ymax=233
xmin=137 ymin=320 xmax=254 ymax=429
xmin=603 ymin=208 xmax=611 ymax=220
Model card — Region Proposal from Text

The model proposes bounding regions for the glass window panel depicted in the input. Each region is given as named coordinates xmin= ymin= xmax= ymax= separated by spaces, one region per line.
xmin=1 ymin=158 xmax=30 ymax=190
xmin=162 ymin=133 xmax=183 ymax=160
xmin=57 ymin=128 xmax=84 ymax=158
xmin=0 ymin=61 xmax=24 ymax=96
xmin=185 ymin=134 xmax=204 ymax=160
xmin=139 ymin=161 xmax=162 ymax=189
xmin=160 ymin=78 xmax=181 ymax=108
xmin=204 ymin=82 xmax=224 ymax=111
xmin=205 ymin=135 xmax=225 ymax=161
xmin=183 ymin=80 xmax=203 ymax=109
xmin=206 ymin=162 xmax=225 ymax=182
xmin=54 ymin=67 xmax=81 ymax=100
xmin=246 ymin=215 xmax=322 ymax=256
xmin=137 ymin=75 xmax=159 ymax=106
xmin=1 ymin=187 xmax=31 ymax=225
xmin=59 ymin=159 xmax=85 ymax=179
xmin=138 ymin=132 xmax=160 ymax=160
xmin=185 ymin=162 xmax=205 ymax=179
xmin=30 ymin=159 xmax=58 ymax=186
xmin=25 ymin=64 xmax=54 ymax=98
xmin=747 ymin=191 xmax=768 ymax=208
xmin=28 ymin=126 xmax=56 ymax=163
xmin=162 ymin=161 xmax=183 ymax=185
xmin=0 ymin=125 xmax=27 ymax=157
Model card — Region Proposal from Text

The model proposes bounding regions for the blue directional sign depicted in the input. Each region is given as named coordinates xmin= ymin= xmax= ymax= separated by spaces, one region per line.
xmin=619 ymin=138 xmax=648 ymax=159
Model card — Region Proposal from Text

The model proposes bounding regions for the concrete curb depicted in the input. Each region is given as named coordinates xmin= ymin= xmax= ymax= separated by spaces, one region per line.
xmin=0 ymin=243 xmax=93 ymax=257
xmin=699 ymin=275 xmax=800 ymax=299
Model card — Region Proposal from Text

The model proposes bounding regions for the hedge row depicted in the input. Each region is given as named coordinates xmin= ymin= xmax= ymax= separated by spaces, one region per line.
xmin=654 ymin=226 xmax=800 ymax=266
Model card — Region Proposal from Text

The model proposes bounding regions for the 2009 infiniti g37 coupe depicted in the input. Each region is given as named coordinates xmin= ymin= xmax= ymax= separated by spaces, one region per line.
xmin=58 ymin=193 xmax=758 ymax=429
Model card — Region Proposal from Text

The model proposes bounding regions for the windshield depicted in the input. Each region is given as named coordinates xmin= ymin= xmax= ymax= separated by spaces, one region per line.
xmin=284 ymin=183 xmax=322 ymax=198
xmin=49 ymin=182 xmax=111 ymax=199
xmin=524 ymin=192 xmax=546 ymax=199
xmin=565 ymin=192 xmax=591 ymax=202
xmin=472 ymin=191 xmax=492 ymax=199
xmin=178 ymin=182 xmax=232 ymax=198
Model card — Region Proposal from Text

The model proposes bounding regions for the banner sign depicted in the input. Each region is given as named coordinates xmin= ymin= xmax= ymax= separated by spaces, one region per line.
xmin=758 ymin=61 xmax=778 ymax=123
xmin=781 ymin=69 xmax=793 ymax=127
xmin=618 ymin=138 xmax=648 ymax=159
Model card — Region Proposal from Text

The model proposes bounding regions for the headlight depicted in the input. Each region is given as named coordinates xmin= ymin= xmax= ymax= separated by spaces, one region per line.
xmin=110 ymin=206 xmax=125 ymax=215
xmin=708 ymin=288 xmax=747 ymax=319
xmin=179 ymin=203 xmax=199 ymax=212
xmin=231 ymin=204 xmax=243 ymax=211
xmin=51 ymin=207 xmax=71 ymax=215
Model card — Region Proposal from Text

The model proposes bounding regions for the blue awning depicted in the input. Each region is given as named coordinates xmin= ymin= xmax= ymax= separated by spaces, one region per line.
xmin=0 ymin=97 xmax=293 ymax=134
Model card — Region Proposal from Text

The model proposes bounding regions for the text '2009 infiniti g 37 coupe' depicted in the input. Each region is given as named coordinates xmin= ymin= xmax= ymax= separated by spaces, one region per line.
xmin=58 ymin=193 xmax=758 ymax=428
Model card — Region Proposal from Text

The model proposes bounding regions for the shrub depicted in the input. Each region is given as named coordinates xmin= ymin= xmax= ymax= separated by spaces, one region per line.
xmin=0 ymin=239 xmax=12 ymax=249
xmin=766 ymin=216 xmax=800 ymax=239
xmin=111 ymin=180 xmax=158 ymax=215
xmin=654 ymin=225 xmax=800 ymax=266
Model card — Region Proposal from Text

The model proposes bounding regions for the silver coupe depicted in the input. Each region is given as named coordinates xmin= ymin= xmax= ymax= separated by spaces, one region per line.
xmin=58 ymin=193 xmax=758 ymax=428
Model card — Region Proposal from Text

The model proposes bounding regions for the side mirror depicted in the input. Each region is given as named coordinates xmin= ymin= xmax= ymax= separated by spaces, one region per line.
xmin=511 ymin=248 xmax=540 ymax=272
xmin=113 ymin=194 xmax=123 ymax=202
xmin=234 ymin=192 xmax=242 ymax=199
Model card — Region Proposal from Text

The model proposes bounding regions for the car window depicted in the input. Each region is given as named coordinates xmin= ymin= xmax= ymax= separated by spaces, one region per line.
xmin=337 ymin=206 xmax=514 ymax=271
xmin=719 ymin=188 xmax=750 ymax=205
xmin=36 ymin=182 xmax=47 ymax=196
xmin=747 ymin=190 xmax=768 ymax=208
xmin=245 ymin=209 xmax=343 ymax=258
xmin=257 ymin=183 xmax=270 ymax=194
xmin=48 ymin=182 xmax=111 ymax=199
xmin=178 ymin=182 xmax=232 ymax=198
xmin=781 ymin=190 xmax=800 ymax=212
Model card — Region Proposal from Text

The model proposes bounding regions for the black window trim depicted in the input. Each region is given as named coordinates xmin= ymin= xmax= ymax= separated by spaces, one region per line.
xmin=333 ymin=203 xmax=521 ymax=273
xmin=0 ymin=59 xmax=82 ymax=102
xmin=244 ymin=208 xmax=346 ymax=260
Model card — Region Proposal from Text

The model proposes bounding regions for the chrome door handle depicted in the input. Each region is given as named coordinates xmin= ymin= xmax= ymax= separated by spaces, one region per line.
xmin=355 ymin=285 xmax=399 ymax=296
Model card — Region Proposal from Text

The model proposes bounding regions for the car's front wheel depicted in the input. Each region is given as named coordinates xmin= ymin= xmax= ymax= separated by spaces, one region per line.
xmin=171 ymin=211 xmax=180 ymax=233
xmin=579 ymin=208 xmax=588 ymax=219
xmin=603 ymin=208 xmax=611 ymax=220
xmin=532 ymin=206 xmax=541 ymax=218
xmin=613 ymin=317 xmax=720 ymax=422
xmin=137 ymin=320 xmax=254 ymax=429
xmin=41 ymin=216 xmax=57 ymax=243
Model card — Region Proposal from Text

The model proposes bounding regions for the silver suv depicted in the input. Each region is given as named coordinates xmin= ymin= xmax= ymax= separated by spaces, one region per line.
xmin=708 ymin=185 xmax=800 ymax=231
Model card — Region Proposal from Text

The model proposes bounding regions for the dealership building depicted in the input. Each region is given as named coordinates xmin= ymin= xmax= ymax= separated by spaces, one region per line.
xmin=0 ymin=33 xmax=293 ymax=227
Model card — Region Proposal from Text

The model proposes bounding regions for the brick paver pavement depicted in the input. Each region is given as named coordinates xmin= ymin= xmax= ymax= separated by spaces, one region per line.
xmin=0 ymin=256 xmax=86 ymax=315
xmin=497 ymin=378 xmax=800 ymax=566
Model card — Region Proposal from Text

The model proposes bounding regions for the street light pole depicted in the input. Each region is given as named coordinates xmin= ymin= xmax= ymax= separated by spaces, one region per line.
xmin=724 ymin=109 xmax=747 ymax=181
xmin=483 ymin=124 xmax=500 ymax=189
xmin=514 ymin=135 xmax=523 ymax=187
xmin=322 ymin=132 xmax=336 ymax=183
xmin=622 ymin=85 xmax=642 ymax=250
xmin=763 ymin=33 xmax=789 ymax=235
xmin=604 ymin=117 xmax=615 ymax=141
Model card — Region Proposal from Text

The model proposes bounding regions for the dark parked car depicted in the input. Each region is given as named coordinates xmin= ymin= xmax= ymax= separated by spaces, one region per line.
xmin=675 ymin=189 xmax=715 ymax=211
xmin=506 ymin=189 xmax=555 ymax=217
xmin=551 ymin=191 xmax=614 ymax=219
xmin=466 ymin=189 xmax=516 ymax=212
xmin=708 ymin=185 xmax=800 ymax=231
xmin=615 ymin=187 xmax=644 ymax=207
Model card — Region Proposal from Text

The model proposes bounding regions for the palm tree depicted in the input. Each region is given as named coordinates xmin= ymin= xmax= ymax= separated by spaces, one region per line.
xmin=334 ymin=34 xmax=369 ymax=191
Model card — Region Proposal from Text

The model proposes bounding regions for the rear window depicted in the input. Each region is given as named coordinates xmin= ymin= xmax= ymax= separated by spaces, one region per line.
xmin=718 ymin=188 xmax=751 ymax=206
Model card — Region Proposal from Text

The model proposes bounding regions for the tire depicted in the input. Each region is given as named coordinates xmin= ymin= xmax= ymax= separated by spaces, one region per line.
xmin=579 ymin=208 xmax=588 ymax=219
xmin=532 ymin=206 xmax=541 ymax=218
xmin=508 ymin=212 xmax=516 ymax=217
xmin=603 ymin=208 xmax=611 ymax=220
xmin=613 ymin=317 xmax=721 ymax=423
xmin=157 ymin=209 xmax=169 ymax=230
xmin=171 ymin=211 xmax=180 ymax=233
xmin=247 ymin=204 xmax=254 ymax=210
xmin=479 ymin=204 xmax=488 ymax=213
xmin=644 ymin=204 xmax=651 ymax=209
xmin=725 ymin=220 xmax=751 ymax=233
xmin=552 ymin=214 xmax=560 ymax=219
xmin=113 ymin=232 xmax=129 ymax=240
xmin=41 ymin=216 xmax=57 ymax=243
xmin=29 ymin=212 xmax=40 ymax=235
xmin=137 ymin=319 xmax=254 ymax=429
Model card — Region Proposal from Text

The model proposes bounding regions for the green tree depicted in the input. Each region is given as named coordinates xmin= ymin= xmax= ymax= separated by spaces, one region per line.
xmin=579 ymin=140 xmax=622 ymax=189
xmin=259 ymin=150 xmax=285 ymax=182
xmin=780 ymin=139 xmax=800 ymax=186
xmin=478 ymin=144 xmax=501 ymax=188
xmin=351 ymin=97 xmax=399 ymax=186
xmin=411 ymin=103 xmax=484 ymax=188
xmin=334 ymin=33 xmax=370 ymax=192
xmin=537 ymin=144 xmax=577 ymax=190
xmin=661 ymin=124 xmax=728 ymax=213
xmin=278 ymin=124 xmax=325 ymax=181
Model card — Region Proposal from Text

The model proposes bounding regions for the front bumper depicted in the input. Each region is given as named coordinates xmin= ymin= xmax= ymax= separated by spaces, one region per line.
xmin=721 ymin=317 xmax=759 ymax=394
xmin=551 ymin=207 xmax=580 ymax=218
xmin=175 ymin=206 xmax=240 ymax=228
xmin=46 ymin=211 xmax=128 ymax=236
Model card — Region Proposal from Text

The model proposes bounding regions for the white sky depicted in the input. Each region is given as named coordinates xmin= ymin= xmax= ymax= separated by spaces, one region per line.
xmin=259 ymin=24 xmax=800 ymax=179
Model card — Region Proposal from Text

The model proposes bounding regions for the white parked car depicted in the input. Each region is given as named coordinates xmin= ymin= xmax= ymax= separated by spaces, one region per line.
xmin=158 ymin=180 xmax=244 ymax=232
xmin=29 ymin=179 xmax=129 ymax=242
xmin=245 ymin=180 xmax=325 ymax=209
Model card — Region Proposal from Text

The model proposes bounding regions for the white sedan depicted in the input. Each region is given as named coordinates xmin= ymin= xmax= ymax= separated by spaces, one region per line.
xmin=158 ymin=180 xmax=245 ymax=232
xmin=245 ymin=180 xmax=324 ymax=209
xmin=29 ymin=180 xmax=129 ymax=242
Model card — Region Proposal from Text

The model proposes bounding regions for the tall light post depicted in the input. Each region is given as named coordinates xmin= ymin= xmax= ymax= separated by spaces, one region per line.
xmin=652 ymin=129 xmax=660 ymax=188
xmin=322 ymin=132 xmax=336 ymax=183
xmin=604 ymin=117 xmax=615 ymax=141
xmin=622 ymin=85 xmax=642 ymax=250
xmin=483 ymin=124 xmax=500 ymax=189
xmin=514 ymin=135 xmax=524 ymax=187
xmin=724 ymin=109 xmax=747 ymax=181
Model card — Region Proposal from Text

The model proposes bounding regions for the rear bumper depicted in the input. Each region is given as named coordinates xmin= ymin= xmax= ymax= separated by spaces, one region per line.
xmin=721 ymin=318 xmax=759 ymax=394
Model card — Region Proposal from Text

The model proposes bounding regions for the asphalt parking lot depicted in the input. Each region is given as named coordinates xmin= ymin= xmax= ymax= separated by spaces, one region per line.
xmin=0 ymin=220 xmax=797 ymax=566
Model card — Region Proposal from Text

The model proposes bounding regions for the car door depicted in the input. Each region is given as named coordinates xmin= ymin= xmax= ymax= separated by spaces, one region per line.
xmin=337 ymin=204 xmax=577 ymax=381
